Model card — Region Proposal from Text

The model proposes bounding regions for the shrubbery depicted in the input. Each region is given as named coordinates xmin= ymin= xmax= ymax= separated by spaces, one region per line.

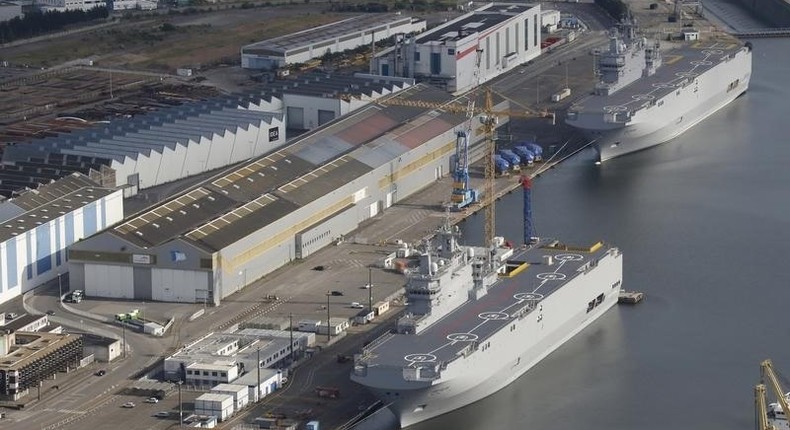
xmin=0 ymin=7 xmax=109 ymax=44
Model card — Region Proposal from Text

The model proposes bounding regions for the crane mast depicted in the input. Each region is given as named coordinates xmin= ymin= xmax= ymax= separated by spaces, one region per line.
xmin=481 ymin=89 xmax=498 ymax=247
xmin=756 ymin=384 xmax=776 ymax=430
xmin=760 ymin=359 xmax=790 ymax=430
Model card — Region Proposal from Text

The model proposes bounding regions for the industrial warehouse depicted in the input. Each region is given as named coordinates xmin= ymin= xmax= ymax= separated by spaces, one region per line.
xmin=240 ymin=14 xmax=427 ymax=70
xmin=371 ymin=2 xmax=543 ymax=94
xmin=0 ymin=73 xmax=412 ymax=199
xmin=2 ymin=97 xmax=286 ymax=193
xmin=67 ymin=84 xmax=509 ymax=304
xmin=0 ymin=173 xmax=123 ymax=306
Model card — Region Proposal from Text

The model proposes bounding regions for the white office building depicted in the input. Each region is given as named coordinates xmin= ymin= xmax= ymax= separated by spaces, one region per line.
xmin=371 ymin=2 xmax=543 ymax=94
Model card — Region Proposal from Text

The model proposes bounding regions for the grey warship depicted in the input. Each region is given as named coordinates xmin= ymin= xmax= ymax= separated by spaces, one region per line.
xmin=566 ymin=21 xmax=752 ymax=162
xmin=351 ymin=222 xmax=623 ymax=427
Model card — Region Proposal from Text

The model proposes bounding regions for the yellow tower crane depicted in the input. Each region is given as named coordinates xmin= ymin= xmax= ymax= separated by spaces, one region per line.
xmin=759 ymin=359 xmax=790 ymax=430
xmin=377 ymin=87 xmax=553 ymax=247
xmin=755 ymin=384 xmax=775 ymax=430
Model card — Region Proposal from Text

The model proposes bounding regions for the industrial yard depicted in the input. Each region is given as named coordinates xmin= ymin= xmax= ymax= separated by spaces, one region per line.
xmin=0 ymin=0 xmax=775 ymax=428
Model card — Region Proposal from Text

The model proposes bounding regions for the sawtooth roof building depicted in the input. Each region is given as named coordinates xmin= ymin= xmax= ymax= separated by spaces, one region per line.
xmin=2 ymin=96 xmax=286 ymax=195
xmin=67 ymin=84 xmax=509 ymax=305
xmin=0 ymin=74 xmax=412 ymax=199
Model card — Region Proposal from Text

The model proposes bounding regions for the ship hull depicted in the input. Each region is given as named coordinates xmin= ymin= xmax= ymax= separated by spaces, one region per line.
xmin=568 ymin=46 xmax=752 ymax=162
xmin=594 ymin=73 xmax=750 ymax=162
xmin=360 ymin=251 xmax=623 ymax=428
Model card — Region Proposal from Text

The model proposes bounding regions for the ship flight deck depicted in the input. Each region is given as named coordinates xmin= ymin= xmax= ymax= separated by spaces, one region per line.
xmin=571 ymin=39 xmax=746 ymax=115
xmin=361 ymin=241 xmax=614 ymax=368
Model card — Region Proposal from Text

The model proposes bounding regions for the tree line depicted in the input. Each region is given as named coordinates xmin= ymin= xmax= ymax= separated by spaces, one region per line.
xmin=0 ymin=7 xmax=109 ymax=44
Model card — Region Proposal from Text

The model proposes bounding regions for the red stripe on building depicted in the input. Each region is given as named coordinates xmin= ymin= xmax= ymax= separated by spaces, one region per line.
xmin=456 ymin=45 xmax=480 ymax=60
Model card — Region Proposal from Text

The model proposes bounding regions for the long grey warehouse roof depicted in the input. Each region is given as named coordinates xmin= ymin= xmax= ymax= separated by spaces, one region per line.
xmin=0 ymin=173 xmax=115 ymax=242
xmin=242 ymin=14 xmax=416 ymax=55
xmin=110 ymin=84 xmax=467 ymax=252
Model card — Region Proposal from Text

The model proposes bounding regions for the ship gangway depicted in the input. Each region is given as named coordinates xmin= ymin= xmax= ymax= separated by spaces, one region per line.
xmin=732 ymin=28 xmax=790 ymax=38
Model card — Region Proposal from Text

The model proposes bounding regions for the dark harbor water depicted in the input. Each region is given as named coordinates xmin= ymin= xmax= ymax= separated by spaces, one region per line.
xmin=411 ymin=38 xmax=790 ymax=430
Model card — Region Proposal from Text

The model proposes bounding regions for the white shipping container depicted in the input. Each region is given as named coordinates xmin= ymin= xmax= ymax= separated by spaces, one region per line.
xmin=551 ymin=88 xmax=571 ymax=102
xmin=195 ymin=393 xmax=234 ymax=421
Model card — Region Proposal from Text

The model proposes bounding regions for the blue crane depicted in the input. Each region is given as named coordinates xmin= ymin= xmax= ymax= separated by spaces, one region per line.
xmin=450 ymin=49 xmax=484 ymax=211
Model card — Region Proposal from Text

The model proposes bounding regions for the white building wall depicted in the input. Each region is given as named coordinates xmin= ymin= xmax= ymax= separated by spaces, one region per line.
xmin=210 ymin=384 xmax=249 ymax=411
xmin=283 ymin=94 xmax=341 ymax=130
xmin=0 ymin=189 xmax=123 ymax=306
xmin=84 ymin=264 xmax=134 ymax=298
xmin=0 ymin=3 xmax=23 ymax=22
xmin=111 ymin=0 xmax=157 ymax=10
xmin=375 ymin=4 xmax=541 ymax=94
xmin=541 ymin=10 xmax=561 ymax=28
xmin=151 ymin=268 xmax=208 ymax=302
xmin=195 ymin=394 xmax=234 ymax=421
xmin=181 ymin=137 xmax=210 ymax=178
xmin=110 ymin=117 xmax=283 ymax=190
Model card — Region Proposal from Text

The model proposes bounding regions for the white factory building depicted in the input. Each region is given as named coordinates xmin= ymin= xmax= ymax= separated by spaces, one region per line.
xmin=241 ymin=14 xmax=426 ymax=70
xmin=109 ymin=0 xmax=156 ymax=10
xmin=35 ymin=0 xmax=105 ymax=11
xmin=246 ymin=72 xmax=413 ymax=131
xmin=3 ymin=97 xmax=286 ymax=193
xmin=163 ymin=330 xmax=314 ymax=385
xmin=0 ymin=174 xmax=123 ymax=306
xmin=67 ymin=85 xmax=509 ymax=305
xmin=371 ymin=2 xmax=543 ymax=94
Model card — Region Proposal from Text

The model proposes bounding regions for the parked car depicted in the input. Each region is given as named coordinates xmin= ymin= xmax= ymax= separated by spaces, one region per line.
xmin=153 ymin=411 xmax=170 ymax=418
xmin=122 ymin=402 xmax=136 ymax=408
xmin=350 ymin=302 xmax=364 ymax=309
xmin=330 ymin=290 xmax=343 ymax=296
xmin=145 ymin=397 xmax=159 ymax=403
xmin=45 ymin=310 xmax=55 ymax=316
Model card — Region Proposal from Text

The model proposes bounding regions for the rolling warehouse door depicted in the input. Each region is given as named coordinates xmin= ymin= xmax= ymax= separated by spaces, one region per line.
xmin=318 ymin=109 xmax=335 ymax=126
xmin=287 ymin=107 xmax=305 ymax=129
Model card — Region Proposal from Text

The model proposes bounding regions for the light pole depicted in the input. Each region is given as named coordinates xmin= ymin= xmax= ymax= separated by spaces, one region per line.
xmin=57 ymin=272 xmax=62 ymax=303
xmin=368 ymin=268 xmax=373 ymax=314
xmin=177 ymin=380 xmax=183 ymax=426
xmin=289 ymin=312 xmax=295 ymax=363
xmin=325 ymin=292 xmax=331 ymax=343
xmin=122 ymin=322 xmax=126 ymax=359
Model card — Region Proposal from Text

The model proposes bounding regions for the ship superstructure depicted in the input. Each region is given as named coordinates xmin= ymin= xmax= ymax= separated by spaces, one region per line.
xmin=566 ymin=21 xmax=752 ymax=162
xmin=351 ymin=223 xmax=623 ymax=428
